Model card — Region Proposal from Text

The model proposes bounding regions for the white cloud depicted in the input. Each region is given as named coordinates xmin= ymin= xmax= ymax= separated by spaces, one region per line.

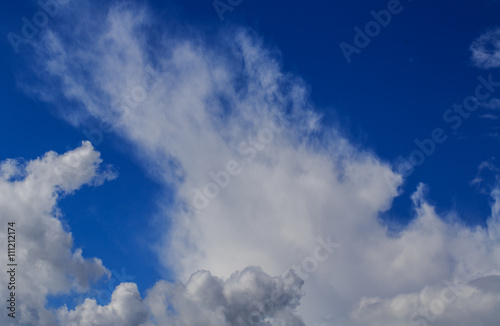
xmin=145 ymin=266 xmax=305 ymax=326
xmin=348 ymin=185 xmax=500 ymax=326
xmin=58 ymin=266 xmax=305 ymax=326
xmin=0 ymin=141 xmax=114 ymax=325
xmin=471 ymin=28 xmax=500 ymax=69
xmin=57 ymin=283 xmax=150 ymax=326
xmin=21 ymin=2 xmax=500 ymax=325
xmin=351 ymin=275 xmax=500 ymax=326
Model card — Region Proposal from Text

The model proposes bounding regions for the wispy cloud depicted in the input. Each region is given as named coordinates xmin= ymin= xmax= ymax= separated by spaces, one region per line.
xmin=471 ymin=28 xmax=500 ymax=69
xmin=470 ymin=159 xmax=499 ymax=193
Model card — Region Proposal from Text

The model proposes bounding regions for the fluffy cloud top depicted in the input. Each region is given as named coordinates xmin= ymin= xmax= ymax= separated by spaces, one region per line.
xmin=58 ymin=267 xmax=305 ymax=326
xmin=0 ymin=141 xmax=113 ymax=325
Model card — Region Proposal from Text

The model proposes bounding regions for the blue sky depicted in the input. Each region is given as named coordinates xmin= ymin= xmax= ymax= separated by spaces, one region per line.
xmin=1 ymin=0 xmax=500 ymax=325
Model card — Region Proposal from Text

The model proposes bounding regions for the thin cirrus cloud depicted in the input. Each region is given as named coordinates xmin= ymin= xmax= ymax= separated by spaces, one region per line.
xmin=14 ymin=1 xmax=500 ymax=325
xmin=470 ymin=28 xmax=500 ymax=69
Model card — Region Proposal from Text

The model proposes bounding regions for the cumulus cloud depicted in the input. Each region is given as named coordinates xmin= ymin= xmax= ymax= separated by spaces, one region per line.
xmin=58 ymin=267 xmax=305 ymax=326
xmin=57 ymin=283 xmax=149 ymax=326
xmin=20 ymin=2 xmax=500 ymax=325
xmin=471 ymin=28 xmax=500 ymax=69
xmin=348 ymin=184 xmax=500 ymax=326
xmin=145 ymin=266 xmax=305 ymax=326
xmin=351 ymin=275 xmax=500 ymax=326
xmin=0 ymin=141 xmax=114 ymax=325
